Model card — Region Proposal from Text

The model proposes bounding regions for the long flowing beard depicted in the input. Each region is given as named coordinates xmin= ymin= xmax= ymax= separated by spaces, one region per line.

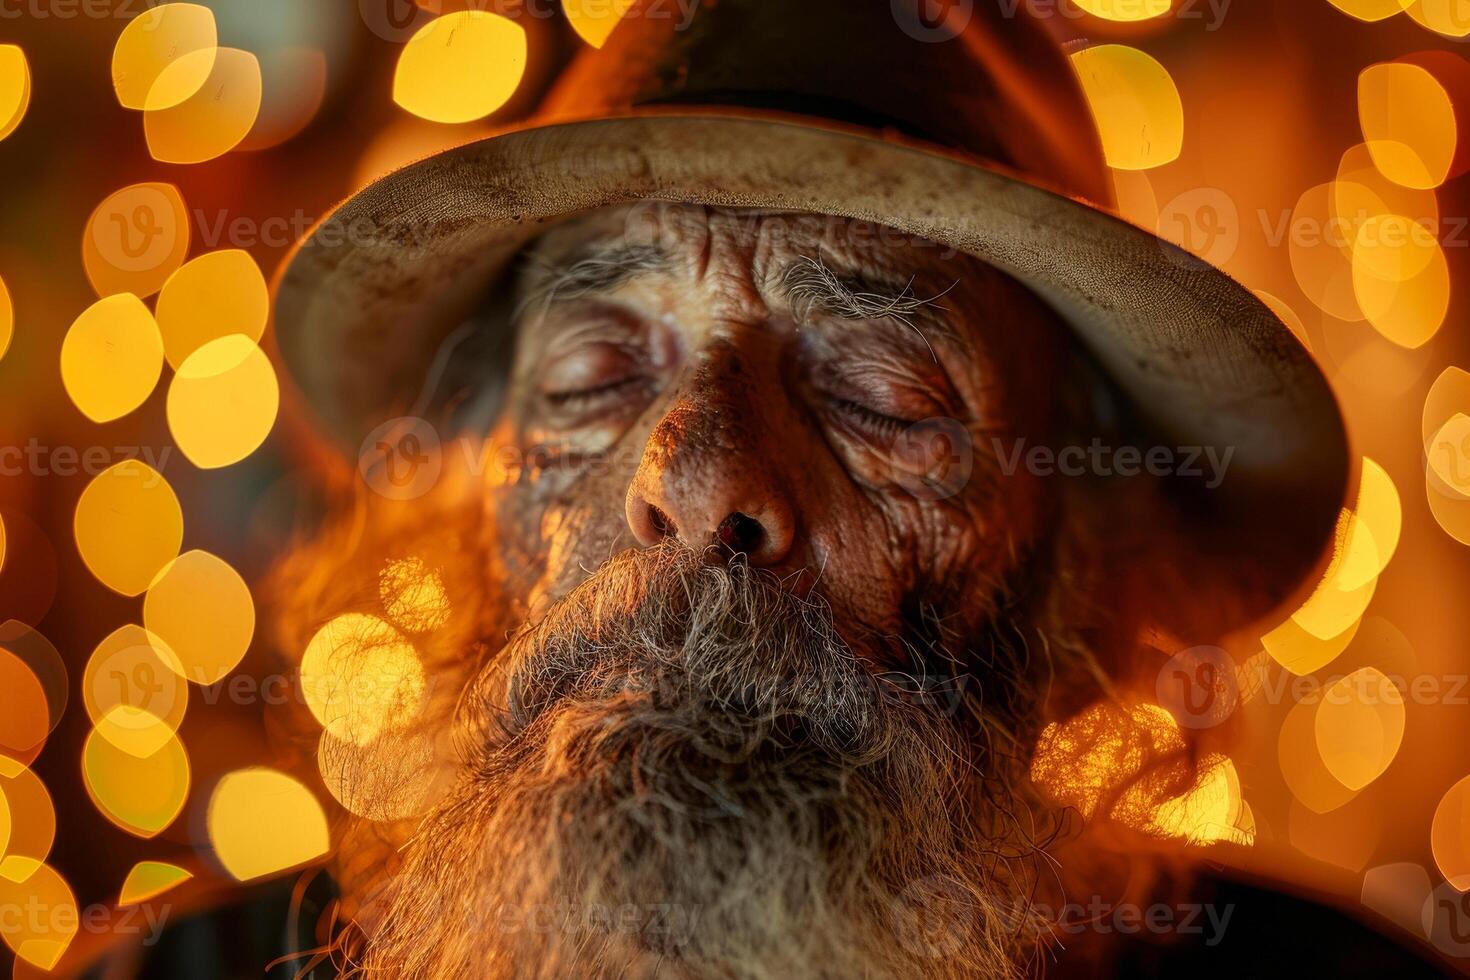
xmin=349 ymin=543 xmax=1045 ymax=979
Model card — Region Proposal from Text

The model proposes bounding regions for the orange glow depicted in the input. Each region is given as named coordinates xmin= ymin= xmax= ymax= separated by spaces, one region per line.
xmin=0 ymin=45 xmax=30 ymax=143
xmin=380 ymin=556 xmax=451 ymax=633
xmin=82 ymin=182 xmax=191 ymax=300
xmin=0 ymin=273 xmax=11 ymax=363
xmin=1278 ymin=697 xmax=1358 ymax=814
xmin=1358 ymin=61 xmax=1458 ymax=189
xmin=1430 ymin=774 xmax=1470 ymax=889
xmin=81 ymin=625 xmax=188 ymax=755
xmin=1328 ymin=0 xmax=1413 ymax=20
xmin=1407 ymin=0 xmax=1470 ymax=36
xmin=1070 ymin=45 xmax=1183 ymax=171
xmin=155 ymin=250 xmax=268 ymax=369
xmin=73 ymin=462 xmax=183 ymax=597
xmin=82 ymin=709 xmax=190 ymax=837
xmin=0 ymin=649 xmax=47 ymax=767
xmin=300 ymin=613 xmax=426 ymax=745
xmin=110 ymin=3 xmax=217 ymax=111
xmin=0 ymin=858 xmax=76 ymax=970
xmin=318 ymin=729 xmax=447 ymax=822
xmin=0 ymin=762 xmax=53 ymax=863
xmin=564 ymin=0 xmax=638 ymax=47
xmin=207 ymin=768 xmax=329 ymax=882
xmin=166 ymin=335 xmax=279 ymax=469
xmin=1314 ymin=668 xmax=1406 ymax=790
xmin=393 ymin=12 xmax=527 ymax=124
xmin=59 ymin=294 xmax=164 ymax=423
xmin=144 ymin=550 xmax=255 ymax=687
xmin=144 ymin=48 xmax=262 ymax=164
xmin=118 ymin=861 xmax=192 ymax=906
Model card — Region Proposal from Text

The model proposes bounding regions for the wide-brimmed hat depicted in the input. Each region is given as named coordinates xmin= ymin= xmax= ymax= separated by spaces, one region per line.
xmin=274 ymin=0 xmax=1348 ymax=631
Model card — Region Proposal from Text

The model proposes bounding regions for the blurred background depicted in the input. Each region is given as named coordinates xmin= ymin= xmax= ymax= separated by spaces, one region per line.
xmin=1 ymin=0 xmax=1469 ymax=974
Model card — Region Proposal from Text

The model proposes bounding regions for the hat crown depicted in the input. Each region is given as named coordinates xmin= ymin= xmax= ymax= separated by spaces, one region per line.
xmin=544 ymin=0 xmax=1110 ymax=204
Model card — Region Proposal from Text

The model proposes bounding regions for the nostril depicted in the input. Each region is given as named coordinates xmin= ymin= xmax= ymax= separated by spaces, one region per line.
xmin=717 ymin=512 xmax=764 ymax=556
xmin=648 ymin=505 xmax=676 ymax=539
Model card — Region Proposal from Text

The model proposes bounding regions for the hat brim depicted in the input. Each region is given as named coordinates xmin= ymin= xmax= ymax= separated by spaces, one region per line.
xmin=273 ymin=111 xmax=1348 ymax=625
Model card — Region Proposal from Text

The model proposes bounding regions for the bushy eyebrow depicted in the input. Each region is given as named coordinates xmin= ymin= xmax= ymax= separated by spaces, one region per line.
xmin=779 ymin=253 xmax=961 ymax=356
xmin=515 ymin=242 xmax=670 ymax=319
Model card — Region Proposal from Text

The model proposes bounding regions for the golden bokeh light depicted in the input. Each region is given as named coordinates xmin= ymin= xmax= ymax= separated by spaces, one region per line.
xmin=73 ymin=461 xmax=183 ymax=597
xmin=1263 ymin=605 xmax=1362 ymax=675
xmin=0 ymin=272 xmax=12 ymax=363
xmin=564 ymin=0 xmax=637 ymax=47
xmin=300 ymin=613 xmax=426 ymax=746
xmin=1430 ymin=774 xmax=1470 ymax=889
xmin=0 ymin=649 xmax=48 ymax=768
xmin=82 ymin=708 xmax=190 ymax=838
xmin=1362 ymin=862 xmax=1434 ymax=936
xmin=118 ymin=861 xmax=192 ymax=907
xmin=380 ymin=556 xmax=451 ymax=633
xmin=1289 ymin=182 xmax=1363 ymax=321
xmin=0 ymin=623 xmax=68 ymax=751
xmin=1073 ymin=0 xmax=1173 ymax=19
xmin=166 ymin=334 xmax=279 ymax=469
xmin=144 ymin=47 xmax=262 ymax=164
xmin=1335 ymin=142 xmax=1440 ymax=238
xmin=0 ymin=789 xmax=8 ymax=858
xmin=207 ymin=768 xmax=329 ymax=882
xmin=1329 ymin=0 xmax=1414 ymax=19
xmin=0 ymin=44 xmax=30 ymax=143
xmin=1428 ymin=413 xmax=1470 ymax=498
xmin=82 ymin=182 xmax=191 ymax=300
xmin=59 ymin=294 xmax=164 ymax=423
xmin=393 ymin=11 xmax=527 ymax=124
xmin=1314 ymin=667 xmax=1405 ymax=791
xmin=1278 ymin=697 xmax=1358 ymax=814
xmin=1352 ymin=229 xmax=1450 ymax=349
xmin=111 ymin=2 xmax=217 ymax=111
xmin=144 ymin=550 xmax=255 ymax=687
xmin=1407 ymin=0 xmax=1470 ymax=36
xmin=155 ymin=250 xmax=268 ymax=369
xmin=1285 ymin=507 xmax=1379 ymax=642
xmin=81 ymin=625 xmax=188 ymax=755
xmin=317 ymin=729 xmax=448 ymax=822
xmin=0 ymin=763 xmax=54 ymax=862
xmin=1338 ymin=457 xmax=1402 ymax=590
xmin=1426 ymin=476 xmax=1470 ymax=545
xmin=1030 ymin=701 xmax=1186 ymax=823
xmin=0 ymin=858 xmax=76 ymax=970
xmin=1359 ymin=61 xmax=1458 ymax=189
xmin=1288 ymin=798 xmax=1382 ymax=871
xmin=1070 ymin=44 xmax=1183 ymax=171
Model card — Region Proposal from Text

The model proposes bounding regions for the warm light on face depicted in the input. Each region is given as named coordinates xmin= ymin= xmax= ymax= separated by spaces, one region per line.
xmin=300 ymin=613 xmax=426 ymax=746
xmin=155 ymin=250 xmax=268 ymax=369
xmin=144 ymin=550 xmax=255 ymax=687
xmin=0 ymin=44 xmax=30 ymax=143
xmin=166 ymin=334 xmax=279 ymax=469
xmin=144 ymin=47 xmax=262 ymax=164
xmin=207 ymin=768 xmax=329 ymax=882
xmin=73 ymin=461 xmax=183 ymax=597
xmin=82 ymin=708 xmax=191 ymax=838
xmin=393 ymin=11 xmax=527 ymax=124
xmin=59 ymin=294 xmax=164 ymax=424
xmin=111 ymin=2 xmax=218 ymax=111
xmin=1070 ymin=44 xmax=1183 ymax=171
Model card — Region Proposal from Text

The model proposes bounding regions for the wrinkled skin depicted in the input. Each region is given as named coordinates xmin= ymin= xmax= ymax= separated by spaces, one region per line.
xmin=281 ymin=204 xmax=1125 ymax=978
xmin=483 ymin=203 xmax=1072 ymax=657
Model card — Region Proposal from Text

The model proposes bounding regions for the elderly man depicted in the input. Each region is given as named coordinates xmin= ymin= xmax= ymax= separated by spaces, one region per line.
xmin=253 ymin=1 xmax=1375 ymax=977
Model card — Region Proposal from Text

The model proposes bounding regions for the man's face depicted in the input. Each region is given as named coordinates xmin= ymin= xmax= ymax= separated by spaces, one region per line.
xmin=485 ymin=203 xmax=1067 ymax=652
xmin=343 ymin=205 xmax=1091 ymax=978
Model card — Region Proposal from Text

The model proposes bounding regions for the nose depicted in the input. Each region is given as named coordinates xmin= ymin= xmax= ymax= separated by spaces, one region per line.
xmin=624 ymin=361 xmax=796 ymax=565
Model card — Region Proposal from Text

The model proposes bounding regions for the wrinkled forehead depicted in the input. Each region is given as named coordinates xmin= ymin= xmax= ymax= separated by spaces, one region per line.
xmin=514 ymin=202 xmax=988 ymax=303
